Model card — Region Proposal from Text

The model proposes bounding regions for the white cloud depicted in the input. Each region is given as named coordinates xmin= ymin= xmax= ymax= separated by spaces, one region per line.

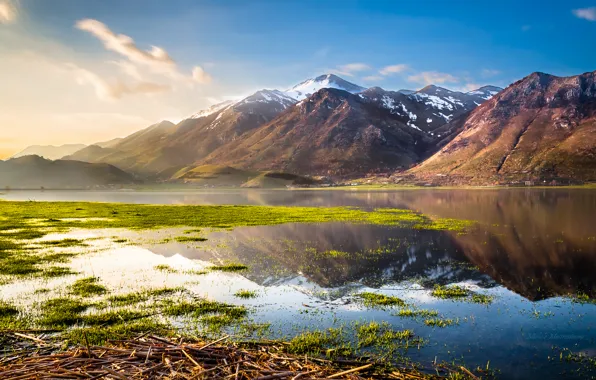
xmin=75 ymin=19 xmax=211 ymax=83
xmin=362 ymin=75 xmax=383 ymax=82
xmin=338 ymin=62 xmax=370 ymax=74
xmin=379 ymin=64 xmax=409 ymax=76
xmin=408 ymin=71 xmax=458 ymax=85
xmin=573 ymin=7 xmax=596 ymax=21
xmin=192 ymin=66 xmax=212 ymax=84
xmin=0 ymin=0 xmax=17 ymax=24
xmin=68 ymin=64 xmax=170 ymax=101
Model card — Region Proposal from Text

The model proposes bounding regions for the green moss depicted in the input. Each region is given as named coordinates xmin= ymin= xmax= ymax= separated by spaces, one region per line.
xmin=357 ymin=292 xmax=406 ymax=308
xmin=69 ymin=277 xmax=108 ymax=297
xmin=234 ymin=289 xmax=258 ymax=299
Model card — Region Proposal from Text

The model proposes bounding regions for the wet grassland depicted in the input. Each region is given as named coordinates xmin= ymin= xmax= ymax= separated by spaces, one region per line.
xmin=0 ymin=200 xmax=595 ymax=378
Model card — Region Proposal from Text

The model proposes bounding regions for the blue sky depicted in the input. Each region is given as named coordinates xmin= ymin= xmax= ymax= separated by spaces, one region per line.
xmin=21 ymin=0 xmax=596 ymax=90
xmin=1 ymin=0 xmax=596 ymax=154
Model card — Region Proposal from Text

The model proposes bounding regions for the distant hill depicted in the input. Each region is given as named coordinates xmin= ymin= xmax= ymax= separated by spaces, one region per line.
xmin=0 ymin=155 xmax=137 ymax=189
xmin=411 ymin=71 xmax=596 ymax=184
xmin=11 ymin=144 xmax=87 ymax=160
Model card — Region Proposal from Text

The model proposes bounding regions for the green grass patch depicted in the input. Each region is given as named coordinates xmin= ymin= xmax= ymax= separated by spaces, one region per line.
xmin=175 ymin=235 xmax=208 ymax=243
xmin=39 ymin=238 xmax=87 ymax=248
xmin=0 ymin=300 xmax=18 ymax=318
xmin=356 ymin=292 xmax=406 ymax=308
xmin=424 ymin=318 xmax=457 ymax=328
xmin=108 ymin=287 xmax=183 ymax=307
xmin=69 ymin=277 xmax=108 ymax=297
xmin=356 ymin=321 xmax=414 ymax=348
xmin=64 ymin=319 xmax=170 ymax=346
xmin=211 ymin=263 xmax=248 ymax=272
xmin=394 ymin=308 xmax=439 ymax=318
xmin=234 ymin=289 xmax=258 ymax=299
xmin=431 ymin=285 xmax=470 ymax=299
xmin=37 ymin=297 xmax=95 ymax=327
xmin=154 ymin=264 xmax=178 ymax=273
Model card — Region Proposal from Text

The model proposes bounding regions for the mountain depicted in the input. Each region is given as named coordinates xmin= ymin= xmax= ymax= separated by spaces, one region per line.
xmin=0 ymin=156 xmax=136 ymax=189
xmin=11 ymin=144 xmax=87 ymax=160
xmin=285 ymin=74 xmax=366 ymax=100
xmin=411 ymin=71 xmax=596 ymax=184
xmin=199 ymin=88 xmax=432 ymax=176
xmin=357 ymin=84 xmax=503 ymax=133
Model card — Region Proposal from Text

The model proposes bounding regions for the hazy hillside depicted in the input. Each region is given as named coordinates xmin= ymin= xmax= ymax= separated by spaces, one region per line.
xmin=0 ymin=155 xmax=137 ymax=189
xmin=11 ymin=144 xmax=87 ymax=160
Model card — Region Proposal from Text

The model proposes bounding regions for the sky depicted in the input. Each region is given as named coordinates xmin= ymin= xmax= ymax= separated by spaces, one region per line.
xmin=1 ymin=0 xmax=596 ymax=157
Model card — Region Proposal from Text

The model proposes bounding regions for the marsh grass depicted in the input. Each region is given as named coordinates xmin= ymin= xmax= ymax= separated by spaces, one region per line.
xmin=356 ymin=292 xmax=406 ymax=308
xmin=37 ymin=297 xmax=96 ymax=327
xmin=0 ymin=300 xmax=18 ymax=318
xmin=175 ymin=236 xmax=208 ymax=243
xmin=108 ymin=287 xmax=184 ymax=307
xmin=394 ymin=308 xmax=439 ymax=318
xmin=211 ymin=263 xmax=248 ymax=272
xmin=356 ymin=321 xmax=414 ymax=348
xmin=424 ymin=318 xmax=457 ymax=328
xmin=431 ymin=285 xmax=470 ymax=299
xmin=154 ymin=264 xmax=178 ymax=273
xmin=234 ymin=289 xmax=258 ymax=299
xmin=69 ymin=277 xmax=108 ymax=297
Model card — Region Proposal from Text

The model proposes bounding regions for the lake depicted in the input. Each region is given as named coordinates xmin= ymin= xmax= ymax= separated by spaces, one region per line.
xmin=2 ymin=188 xmax=596 ymax=379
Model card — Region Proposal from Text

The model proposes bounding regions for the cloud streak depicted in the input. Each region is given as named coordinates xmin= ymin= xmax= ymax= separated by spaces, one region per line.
xmin=408 ymin=71 xmax=458 ymax=85
xmin=68 ymin=64 xmax=170 ymax=101
xmin=75 ymin=19 xmax=211 ymax=84
xmin=379 ymin=64 xmax=409 ymax=76
xmin=573 ymin=7 xmax=596 ymax=21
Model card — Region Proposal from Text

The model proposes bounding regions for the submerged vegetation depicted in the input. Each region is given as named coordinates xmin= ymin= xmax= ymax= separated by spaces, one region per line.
xmin=68 ymin=277 xmax=108 ymax=297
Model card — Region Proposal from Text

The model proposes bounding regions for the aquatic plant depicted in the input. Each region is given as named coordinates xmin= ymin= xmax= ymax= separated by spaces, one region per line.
xmin=69 ymin=277 xmax=108 ymax=297
xmin=356 ymin=292 xmax=406 ymax=308
xmin=234 ymin=289 xmax=258 ymax=299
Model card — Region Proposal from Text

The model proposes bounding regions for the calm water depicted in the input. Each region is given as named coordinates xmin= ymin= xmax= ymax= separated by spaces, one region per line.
xmin=2 ymin=189 xmax=596 ymax=379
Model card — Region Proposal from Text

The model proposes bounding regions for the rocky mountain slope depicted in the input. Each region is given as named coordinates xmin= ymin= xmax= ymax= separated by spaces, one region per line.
xmin=11 ymin=144 xmax=87 ymax=160
xmin=199 ymin=88 xmax=433 ymax=176
xmin=0 ymin=155 xmax=136 ymax=189
xmin=411 ymin=71 xmax=596 ymax=183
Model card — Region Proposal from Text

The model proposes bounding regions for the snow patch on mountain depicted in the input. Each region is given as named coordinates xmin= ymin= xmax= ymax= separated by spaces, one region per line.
xmin=285 ymin=74 xmax=365 ymax=101
xmin=190 ymin=100 xmax=234 ymax=119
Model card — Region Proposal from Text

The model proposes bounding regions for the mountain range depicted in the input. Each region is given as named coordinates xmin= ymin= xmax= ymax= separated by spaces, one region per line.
xmin=11 ymin=69 xmax=596 ymax=186
xmin=61 ymin=74 xmax=502 ymax=180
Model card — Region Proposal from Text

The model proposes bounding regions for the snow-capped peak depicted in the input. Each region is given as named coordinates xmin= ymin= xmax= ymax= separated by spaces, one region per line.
xmin=285 ymin=74 xmax=365 ymax=101
xmin=189 ymin=100 xmax=235 ymax=119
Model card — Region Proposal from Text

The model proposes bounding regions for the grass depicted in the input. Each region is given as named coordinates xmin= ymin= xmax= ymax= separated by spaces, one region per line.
xmin=211 ymin=263 xmax=248 ymax=272
xmin=154 ymin=264 xmax=178 ymax=273
xmin=356 ymin=321 xmax=414 ymax=348
xmin=0 ymin=201 xmax=474 ymax=233
xmin=0 ymin=300 xmax=18 ymax=318
xmin=394 ymin=308 xmax=439 ymax=318
xmin=321 ymin=250 xmax=349 ymax=258
xmin=37 ymin=297 xmax=95 ymax=327
xmin=471 ymin=293 xmax=494 ymax=304
xmin=161 ymin=298 xmax=248 ymax=320
xmin=175 ymin=235 xmax=208 ymax=243
xmin=39 ymin=238 xmax=87 ymax=248
xmin=431 ymin=285 xmax=470 ymax=299
xmin=424 ymin=318 xmax=457 ymax=328
xmin=234 ymin=289 xmax=258 ymax=299
xmin=356 ymin=292 xmax=406 ymax=308
xmin=287 ymin=329 xmax=342 ymax=355
xmin=69 ymin=277 xmax=108 ymax=297
xmin=107 ymin=287 xmax=183 ymax=307
xmin=64 ymin=319 xmax=170 ymax=346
